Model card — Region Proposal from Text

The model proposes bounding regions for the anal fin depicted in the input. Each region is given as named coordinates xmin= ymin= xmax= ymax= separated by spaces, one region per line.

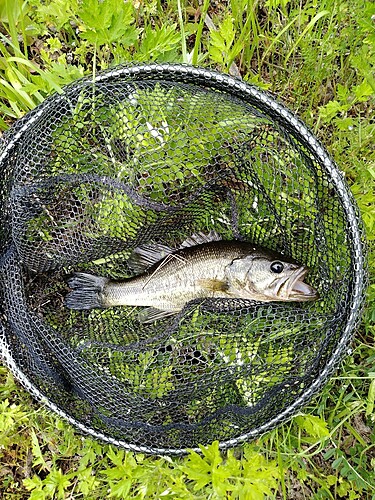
xmin=138 ymin=307 xmax=178 ymax=324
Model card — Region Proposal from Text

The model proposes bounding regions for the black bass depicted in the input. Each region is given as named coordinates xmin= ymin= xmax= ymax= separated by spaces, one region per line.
xmin=65 ymin=232 xmax=317 ymax=323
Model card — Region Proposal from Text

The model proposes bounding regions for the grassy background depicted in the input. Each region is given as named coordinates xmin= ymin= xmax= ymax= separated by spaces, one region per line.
xmin=0 ymin=0 xmax=374 ymax=498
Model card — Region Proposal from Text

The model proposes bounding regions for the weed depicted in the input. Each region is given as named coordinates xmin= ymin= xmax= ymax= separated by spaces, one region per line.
xmin=0 ymin=0 xmax=374 ymax=499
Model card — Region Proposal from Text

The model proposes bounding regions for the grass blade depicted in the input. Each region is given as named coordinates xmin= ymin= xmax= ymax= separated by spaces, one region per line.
xmin=284 ymin=10 xmax=330 ymax=65
xmin=260 ymin=16 xmax=299 ymax=67
xmin=7 ymin=56 xmax=64 ymax=94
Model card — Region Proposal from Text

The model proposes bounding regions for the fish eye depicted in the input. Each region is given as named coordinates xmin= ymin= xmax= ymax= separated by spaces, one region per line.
xmin=270 ymin=261 xmax=284 ymax=273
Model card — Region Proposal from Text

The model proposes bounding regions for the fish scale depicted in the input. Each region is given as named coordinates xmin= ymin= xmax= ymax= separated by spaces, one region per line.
xmin=66 ymin=233 xmax=317 ymax=323
xmin=99 ymin=242 xmax=239 ymax=314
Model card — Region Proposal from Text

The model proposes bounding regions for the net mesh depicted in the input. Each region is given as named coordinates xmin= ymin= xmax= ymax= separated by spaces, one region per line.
xmin=0 ymin=64 xmax=367 ymax=454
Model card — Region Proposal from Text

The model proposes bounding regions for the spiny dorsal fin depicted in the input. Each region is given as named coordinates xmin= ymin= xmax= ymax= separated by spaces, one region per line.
xmin=179 ymin=230 xmax=222 ymax=249
xmin=129 ymin=231 xmax=222 ymax=273
xmin=128 ymin=243 xmax=173 ymax=274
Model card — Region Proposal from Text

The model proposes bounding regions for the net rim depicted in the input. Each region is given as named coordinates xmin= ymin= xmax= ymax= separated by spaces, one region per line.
xmin=0 ymin=63 xmax=367 ymax=455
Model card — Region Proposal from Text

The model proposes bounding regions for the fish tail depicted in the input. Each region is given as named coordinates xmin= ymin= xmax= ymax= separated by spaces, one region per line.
xmin=65 ymin=273 xmax=110 ymax=310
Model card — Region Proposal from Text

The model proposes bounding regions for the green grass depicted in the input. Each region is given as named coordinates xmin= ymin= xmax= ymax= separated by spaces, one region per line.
xmin=0 ymin=0 xmax=374 ymax=498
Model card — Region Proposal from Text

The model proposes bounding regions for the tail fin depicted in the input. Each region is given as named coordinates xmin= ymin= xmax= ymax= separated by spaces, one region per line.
xmin=65 ymin=273 xmax=109 ymax=310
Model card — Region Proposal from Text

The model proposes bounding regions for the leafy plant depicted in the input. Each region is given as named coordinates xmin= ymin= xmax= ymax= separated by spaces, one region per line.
xmin=137 ymin=24 xmax=181 ymax=62
xmin=182 ymin=441 xmax=280 ymax=498
xmin=78 ymin=0 xmax=138 ymax=47
xmin=208 ymin=15 xmax=243 ymax=69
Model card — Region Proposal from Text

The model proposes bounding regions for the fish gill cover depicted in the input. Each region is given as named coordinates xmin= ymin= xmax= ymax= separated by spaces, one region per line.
xmin=0 ymin=64 xmax=367 ymax=454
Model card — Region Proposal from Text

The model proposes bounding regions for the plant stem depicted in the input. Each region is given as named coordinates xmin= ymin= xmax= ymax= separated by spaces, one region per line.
xmin=192 ymin=0 xmax=210 ymax=66
xmin=177 ymin=0 xmax=188 ymax=63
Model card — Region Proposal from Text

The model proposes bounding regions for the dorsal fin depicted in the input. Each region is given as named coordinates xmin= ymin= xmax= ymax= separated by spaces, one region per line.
xmin=128 ymin=243 xmax=173 ymax=274
xmin=179 ymin=230 xmax=222 ymax=249
xmin=128 ymin=231 xmax=222 ymax=274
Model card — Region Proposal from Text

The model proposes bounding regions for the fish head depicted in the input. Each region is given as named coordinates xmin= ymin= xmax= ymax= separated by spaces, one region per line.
xmin=226 ymin=252 xmax=318 ymax=302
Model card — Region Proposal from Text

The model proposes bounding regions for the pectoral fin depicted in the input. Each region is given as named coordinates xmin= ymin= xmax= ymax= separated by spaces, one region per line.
xmin=138 ymin=307 xmax=178 ymax=324
xmin=197 ymin=278 xmax=229 ymax=292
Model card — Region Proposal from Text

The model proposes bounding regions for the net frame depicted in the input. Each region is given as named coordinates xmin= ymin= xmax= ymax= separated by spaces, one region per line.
xmin=0 ymin=63 xmax=367 ymax=455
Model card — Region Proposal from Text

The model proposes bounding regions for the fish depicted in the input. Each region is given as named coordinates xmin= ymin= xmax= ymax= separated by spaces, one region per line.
xmin=65 ymin=231 xmax=318 ymax=323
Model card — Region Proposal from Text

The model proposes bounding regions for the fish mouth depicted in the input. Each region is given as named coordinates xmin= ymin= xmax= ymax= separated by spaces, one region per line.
xmin=275 ymin=267 xmax=318 ymax=301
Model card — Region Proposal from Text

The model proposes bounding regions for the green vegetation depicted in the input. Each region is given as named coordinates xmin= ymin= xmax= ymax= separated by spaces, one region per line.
xmin=0 ymin=0 xmax=374 ymax=498
xmin=25 ymin=81 xmax=268 ymax=245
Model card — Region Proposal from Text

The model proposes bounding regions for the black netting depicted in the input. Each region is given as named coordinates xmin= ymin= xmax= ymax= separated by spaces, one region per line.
xmin=0 ymin=64 xmax=367 ymax=454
